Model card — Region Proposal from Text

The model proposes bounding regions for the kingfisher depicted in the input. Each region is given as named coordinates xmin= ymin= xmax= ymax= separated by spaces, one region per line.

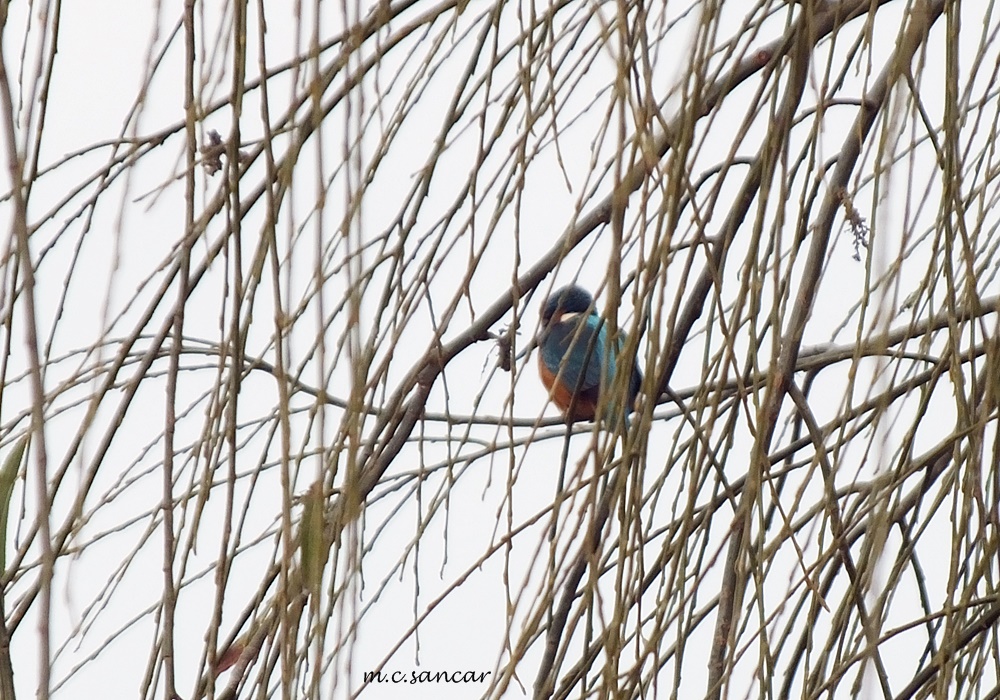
xmin=536 ymin=285 xmax=642 ymax=424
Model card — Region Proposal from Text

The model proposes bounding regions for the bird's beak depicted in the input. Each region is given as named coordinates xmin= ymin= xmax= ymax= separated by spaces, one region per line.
xmin=515 ymin=335 xmax=538 ymax=362
xmin=515 ymin=325 xmax=548 ymax=361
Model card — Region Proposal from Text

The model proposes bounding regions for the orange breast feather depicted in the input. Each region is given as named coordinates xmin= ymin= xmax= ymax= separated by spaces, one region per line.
xmin=537 ymin=352 xmax=598 ymax=420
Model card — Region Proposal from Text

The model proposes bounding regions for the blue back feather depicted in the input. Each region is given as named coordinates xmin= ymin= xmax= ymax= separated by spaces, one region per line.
xmin=539 ymin=285 xmax=642 ymax=425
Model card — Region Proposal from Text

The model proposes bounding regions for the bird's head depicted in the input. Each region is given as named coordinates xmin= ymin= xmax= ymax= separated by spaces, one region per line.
xmin=514 ymin=285 xmax=597 ymax=363
xmin=540 ymin=285 xmax=595 ymax=327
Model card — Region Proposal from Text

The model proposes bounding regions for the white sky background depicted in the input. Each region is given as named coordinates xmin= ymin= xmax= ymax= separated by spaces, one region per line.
xmin=1 ymin=0 xmax=1000 ymax=699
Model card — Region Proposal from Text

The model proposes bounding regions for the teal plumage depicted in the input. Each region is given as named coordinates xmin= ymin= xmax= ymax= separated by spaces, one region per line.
xmin=536 ymin=285 xmax=641 ymax=423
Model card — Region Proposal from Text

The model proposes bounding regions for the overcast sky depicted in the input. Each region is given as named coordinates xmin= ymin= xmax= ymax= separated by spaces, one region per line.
xmin=1 ymin=1 xmax=998 ymax=699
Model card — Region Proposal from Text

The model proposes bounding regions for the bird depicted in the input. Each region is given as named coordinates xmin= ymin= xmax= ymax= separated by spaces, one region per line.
xmin=536 ymin=285 xmax=642 ymax=424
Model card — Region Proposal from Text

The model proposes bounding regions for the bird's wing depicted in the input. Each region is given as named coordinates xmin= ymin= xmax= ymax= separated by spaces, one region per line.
xmin=541 ymin=316 xmax=610 ymax=393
